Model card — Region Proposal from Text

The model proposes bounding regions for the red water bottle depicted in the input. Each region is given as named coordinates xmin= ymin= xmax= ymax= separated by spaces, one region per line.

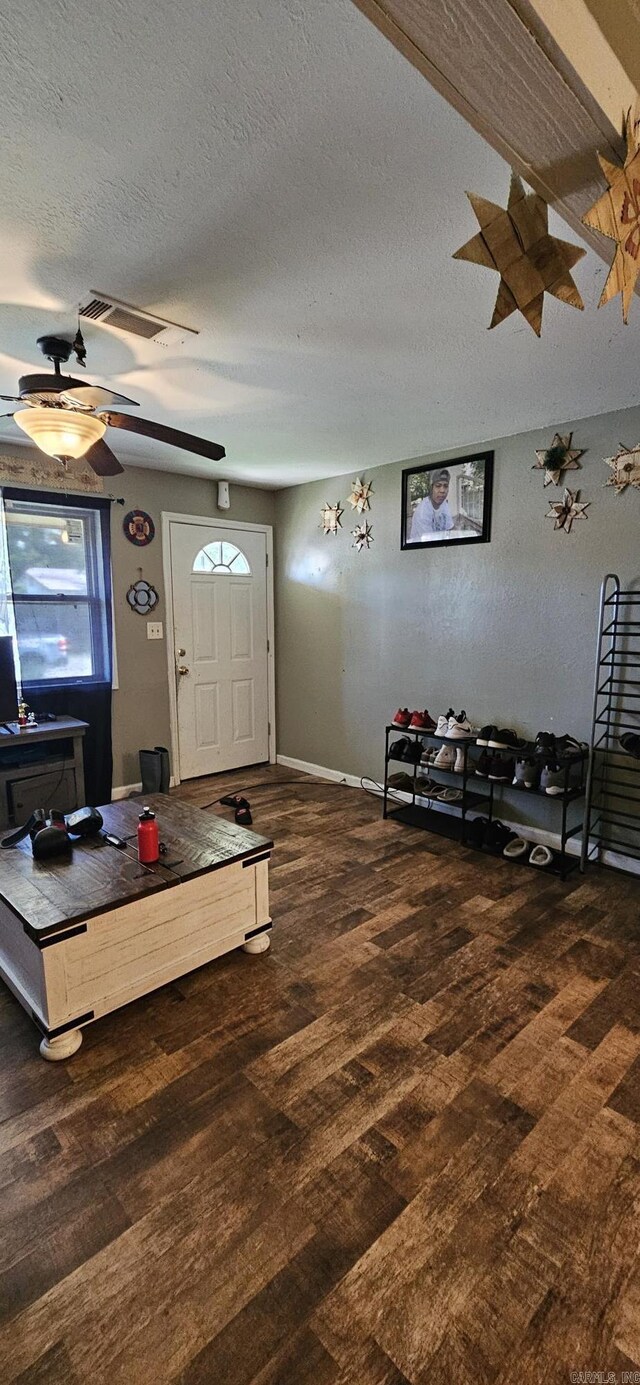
xmin=137 ymin=807 xmax=159 ymax=863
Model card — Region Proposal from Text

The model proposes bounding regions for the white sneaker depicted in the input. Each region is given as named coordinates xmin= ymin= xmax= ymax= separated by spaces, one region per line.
xmin=434 ymin=744 xmax=455 ymax=770
xmin=435 ymin=708 xmax=455 ymax=737
xmin=454 ymin=746 xmax=466 ymax=773
xmin=529 ymin=844 xmax=554 ymax=868
xmin=445 ymin=710 xmax=475 ymax=740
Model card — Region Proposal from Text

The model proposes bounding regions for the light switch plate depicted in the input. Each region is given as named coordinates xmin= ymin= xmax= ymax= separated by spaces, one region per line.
xmin=147 ymin=621 xmax=164 ymax=640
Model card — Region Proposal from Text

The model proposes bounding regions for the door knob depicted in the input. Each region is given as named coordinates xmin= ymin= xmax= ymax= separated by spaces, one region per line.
xmin=178 ymin=665 xmax=190 ymax=676
xmin=177 ymin=648 xmax=186 ymax=657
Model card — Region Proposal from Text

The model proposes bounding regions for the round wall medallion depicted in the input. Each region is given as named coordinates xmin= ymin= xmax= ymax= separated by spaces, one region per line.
xmin=126 ymin=579 xmax=159 ymax=614
xmin=123 ymin=509 xmax=155 ymax=546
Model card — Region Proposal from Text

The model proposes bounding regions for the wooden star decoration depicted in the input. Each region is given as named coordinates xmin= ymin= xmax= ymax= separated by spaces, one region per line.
xmin=321 ymin=501 xmax=343 ymax=536
xmin=352 ymin=520 xmax=373 ymax=552
xmin=533 ymin=432 xmax=585 ymax=487
xmin=453 ymin=172 xmax=586 ymax=336
xmin=546 ymin=488 xmax=590 ymax=534
xmin=347 ymin=477 xmax=372 ymax=513
xmin=582 ymin=111 xmax=640 ymax=323
xmin=603 ymin=443 xmax=640 ymax=494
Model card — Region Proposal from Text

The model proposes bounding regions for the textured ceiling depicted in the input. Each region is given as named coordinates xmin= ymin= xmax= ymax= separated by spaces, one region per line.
xmin=0 ymin=0 xmax=638 ymax=488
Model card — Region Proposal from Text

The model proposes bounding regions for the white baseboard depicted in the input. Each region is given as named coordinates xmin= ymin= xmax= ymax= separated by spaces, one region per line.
xmin=112 ymin=777 xmax=177 ymax=801
xmin=112 ymin=782 xmax=141 ymax=801
xmin=276 ymin=755 xmax=640 ymax=877
xmin=276 ymin=754 xmax=362 ymax=790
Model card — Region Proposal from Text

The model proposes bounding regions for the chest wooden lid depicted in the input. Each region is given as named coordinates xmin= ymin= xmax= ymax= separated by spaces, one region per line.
xmin=0 ymin=797 xmax=272 ymax=940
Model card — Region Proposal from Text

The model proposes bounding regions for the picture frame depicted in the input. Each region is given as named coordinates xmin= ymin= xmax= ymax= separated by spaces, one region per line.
xmin=401 ymin=450 xmax=494 ymax=551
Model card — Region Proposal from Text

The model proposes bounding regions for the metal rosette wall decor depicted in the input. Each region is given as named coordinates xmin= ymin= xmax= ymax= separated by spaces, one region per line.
xmin=126 ymin=578 xmax=159 ymax=613
xmin=123 ymin=509 xmax=155 ymax=546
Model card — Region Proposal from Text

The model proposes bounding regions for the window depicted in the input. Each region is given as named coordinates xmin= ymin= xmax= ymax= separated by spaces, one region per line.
xmin=0 ymin=494 xmax=112 ymax=686
xmin=192 ymin=540 xmax=251 ymax=575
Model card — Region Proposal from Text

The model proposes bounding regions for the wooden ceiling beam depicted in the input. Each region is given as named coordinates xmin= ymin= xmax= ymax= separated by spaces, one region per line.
xmin=351 ymin=0 xmax=640 ymax=260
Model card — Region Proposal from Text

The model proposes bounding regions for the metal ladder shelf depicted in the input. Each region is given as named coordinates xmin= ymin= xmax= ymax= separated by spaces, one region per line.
xmin=581 ymin=574 xmax=640 ymax=871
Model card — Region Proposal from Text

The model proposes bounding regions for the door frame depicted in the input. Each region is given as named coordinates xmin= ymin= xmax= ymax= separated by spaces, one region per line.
xmin=161 ymin=512 xmax=276 ymax=787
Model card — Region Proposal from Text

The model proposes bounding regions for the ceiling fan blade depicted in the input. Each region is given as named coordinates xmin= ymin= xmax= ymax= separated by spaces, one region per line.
xmin=84 ymin=439 xmax=125 ymax=476
xmin=100 ymin=411 xmax=226 ymax=462
xmin=60 ymin=385 xmax=140 ymax=409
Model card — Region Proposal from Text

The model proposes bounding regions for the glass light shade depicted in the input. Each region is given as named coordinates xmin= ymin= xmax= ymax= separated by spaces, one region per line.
xmin=14 ymin=407 xmax=106 ymax=458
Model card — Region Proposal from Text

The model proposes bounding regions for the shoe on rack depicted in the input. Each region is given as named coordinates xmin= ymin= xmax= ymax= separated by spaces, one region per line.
xmin=533 ymin=731 xmax=556 ymax=758
xmin=487 ymin=728 xmax=528 ymax=751
xmin=388 ymin=771 xmax=415 ymax=793
xmin=488 ymin=755 xmax=515 ymax=782
xmin=476 ymin=725 xmax=497 ymax=747
xmin=512 ymin=758 xmax=528 ymax=789
xmin=420 ymin=746 xmax=437 ymax=766
xmin=402 ymin=740 xmax=423 ymax=764
xmin=529 ymin=844 xmax=554 ymax=868
xmin=434 ymin=708 xmax=456 ymax=737
xmin=445 ymin=710 xmax=476 ymax=740
xmin=474 ymin=749 xmax=492 ymax=778
xmin=620 ymin=732 xmax=640 ymax=759
xmin=409 ymin=709 xmax=436 ymax=731
xmin=466 ymin=816 xmax=489 ymax=848
xmin=512 ymin=757 xmax=540 ymax=790
xmin=523 ymin=759 xmax=540 ymax=790
xmin=484 ymin=821 xmax=515 ymax=855
xmin=392 ymin=708 xmax=411 ymax=728
xmin=541 ymin=763 xmax=568 ymax=795
xmin=454 ymin=746 xmax=466 ymax=773
xmin=416 ymin=772 xmax=438 ymax=794
xmin=388 ymin=737 xmax=410 ymax=761
xmin=435 ymin=786 xmax=463 ymax=803
xmin=434 ymin=743 xmax=456 ymax=770
xmin=503 ymin=837 xmax=529 ymax=859
xmin=554 ymin=734 xmax=588 ymax=761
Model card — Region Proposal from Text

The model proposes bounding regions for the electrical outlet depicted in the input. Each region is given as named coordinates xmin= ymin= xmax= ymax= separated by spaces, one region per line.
xmin=147 ymin=622 xmax=163 ymax=640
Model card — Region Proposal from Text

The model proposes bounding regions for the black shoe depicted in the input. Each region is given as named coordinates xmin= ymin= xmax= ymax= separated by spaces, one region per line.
xmin=488 ymin=755 xmax=515 ymax=782
xmin=474 ymin=750 xmax=492 ymax=777
xmin=534 ymin=731 xmax=556 ymax=758
xmin=388 ymin=737 xmax=410 ymax=761
xmin=620 ymin=733 xmax=640 ymax=759
xmin=485 ymin=820 xmax=515 ymax=855
xmin=554 ymin=735 xmax=587 ymax=761
xmin=402 ymin=740 xmax=423 ymax=764
xmin=476 ymin=725 xmax=496 ymax=747
xmin=466 ymin=816 xmax=489 ymax=848
xmin=220 ymin=793 xmax=250 ymax=809
xmin=487 ymin=728 xmax=528 ymax=751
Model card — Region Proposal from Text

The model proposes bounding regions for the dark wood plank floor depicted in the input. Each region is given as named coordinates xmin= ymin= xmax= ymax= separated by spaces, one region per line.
xmin=2 ymin=766 xmax=640 ymax=1383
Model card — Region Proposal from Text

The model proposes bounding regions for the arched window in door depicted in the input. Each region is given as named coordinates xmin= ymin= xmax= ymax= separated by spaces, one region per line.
xmin=192 ymin=541 xmax=251 ymax=575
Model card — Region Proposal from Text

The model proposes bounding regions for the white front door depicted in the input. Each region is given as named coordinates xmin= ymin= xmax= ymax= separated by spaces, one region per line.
xmin=169 ymin=521 xmax=270 ymax=779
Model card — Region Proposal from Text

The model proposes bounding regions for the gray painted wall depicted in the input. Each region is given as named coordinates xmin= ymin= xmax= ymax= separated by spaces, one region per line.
xmin=274 ymin=403 xmax=640 ymax=809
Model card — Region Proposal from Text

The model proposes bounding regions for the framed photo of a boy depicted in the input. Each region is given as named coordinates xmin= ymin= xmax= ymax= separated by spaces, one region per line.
xmin=401 ymin=451 xmax=494 ymax=551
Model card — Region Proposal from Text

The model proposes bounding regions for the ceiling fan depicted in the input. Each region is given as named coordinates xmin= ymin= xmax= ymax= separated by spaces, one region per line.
xmin=0 ymin=333 xmax=226 ymax=476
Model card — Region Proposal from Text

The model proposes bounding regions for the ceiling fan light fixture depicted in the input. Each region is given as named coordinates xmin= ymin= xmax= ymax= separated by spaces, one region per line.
xmin=14 ymin=406 xmax=106 ymax=459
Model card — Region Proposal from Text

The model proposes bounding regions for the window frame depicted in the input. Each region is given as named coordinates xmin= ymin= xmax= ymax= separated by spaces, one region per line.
xmin=192 ymin=539 xmax=252 ymax=575
xmin=1 ymin=488 xmax=113 ymax=691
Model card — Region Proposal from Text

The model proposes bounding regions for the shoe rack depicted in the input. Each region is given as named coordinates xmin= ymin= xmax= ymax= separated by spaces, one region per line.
xmin=384 ymin=725 xmax=587 ymax=880
xmin=383 ymin=725 xmax=484 ymax=843
xmin=582 ymin=573 xmax=640 ymax=872
xmin=469 ymin=743 xmax=586 ymax=880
